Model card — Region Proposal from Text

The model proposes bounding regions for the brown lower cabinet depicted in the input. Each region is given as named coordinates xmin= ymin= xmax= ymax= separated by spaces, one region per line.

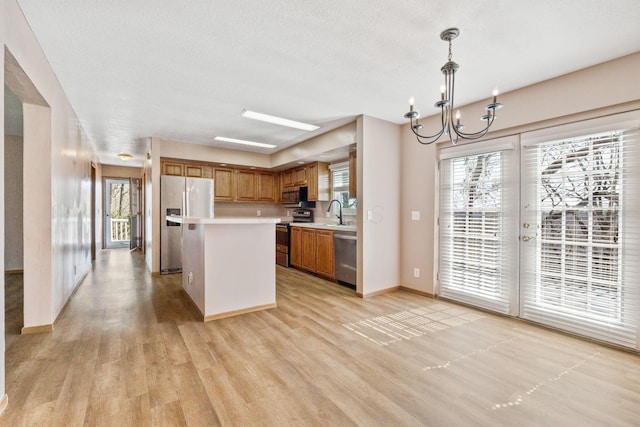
xmin=290 ymin=227 xmax=302 ymax=267
xmin=290 ymin=227 xmax=334 ymax=279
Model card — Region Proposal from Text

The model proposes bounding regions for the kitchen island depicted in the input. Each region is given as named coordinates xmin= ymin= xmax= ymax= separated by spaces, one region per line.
xmin=166 ymin=216 xmax=280 ymax=321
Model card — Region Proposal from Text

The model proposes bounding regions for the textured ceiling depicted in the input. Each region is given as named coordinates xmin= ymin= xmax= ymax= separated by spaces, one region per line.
xmin=14 ymin=0 xmax=640 ymax=166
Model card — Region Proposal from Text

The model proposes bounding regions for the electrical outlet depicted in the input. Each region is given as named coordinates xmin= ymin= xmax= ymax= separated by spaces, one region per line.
xmin=413 ymin=268 xmax=420 ymax=278
xmin=286 ymin=210 xmax=291 ymax=217
xmin=326 ymin=211 xmax=331 ymax=218
xmin=257 ymin=210 xmax=261 ymax=217
xmin=367 ymin=210 xmax=373 ymax=220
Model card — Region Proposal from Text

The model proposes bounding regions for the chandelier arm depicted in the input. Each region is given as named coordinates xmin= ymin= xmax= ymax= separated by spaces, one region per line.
xmin=451 ymin=115 xmax=496 ymax=139
xmin=411 ymin=123 xmax=447 ymax=144
xmin=410 ymin=109 xmax=448 ymax=141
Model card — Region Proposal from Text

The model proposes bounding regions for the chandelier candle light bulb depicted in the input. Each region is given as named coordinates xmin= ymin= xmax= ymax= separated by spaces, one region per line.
xmin=404 ymin=27 xmax=504 ymax=145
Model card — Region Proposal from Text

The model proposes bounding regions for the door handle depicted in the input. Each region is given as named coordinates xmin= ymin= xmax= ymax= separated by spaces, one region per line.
xmin=521 ymin=236 xmax=535 ymax=242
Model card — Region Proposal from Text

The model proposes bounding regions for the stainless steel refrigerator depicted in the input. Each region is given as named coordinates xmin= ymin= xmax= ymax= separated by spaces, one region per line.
xmin=160 ymin=176 xmax=214 ymax=274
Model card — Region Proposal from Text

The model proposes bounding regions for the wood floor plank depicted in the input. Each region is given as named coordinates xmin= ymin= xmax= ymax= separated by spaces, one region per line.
xmin=2 ymin=249 xmax=640 ymax=426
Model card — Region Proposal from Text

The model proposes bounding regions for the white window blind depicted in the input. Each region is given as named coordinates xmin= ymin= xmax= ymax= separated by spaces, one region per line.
xmin=439 ymin=138 xmax=519 ymax=314
xmin=330 ymin=161 xmax=356 ymax=213
xmin=520 ymin=127 xmax=640 ymax=349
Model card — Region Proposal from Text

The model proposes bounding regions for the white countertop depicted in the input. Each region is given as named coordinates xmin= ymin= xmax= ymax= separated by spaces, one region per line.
xmin=290 ymin=223 xmax=357 ymax=232
xmin=167 ymin=216 xmax=281 ymax=225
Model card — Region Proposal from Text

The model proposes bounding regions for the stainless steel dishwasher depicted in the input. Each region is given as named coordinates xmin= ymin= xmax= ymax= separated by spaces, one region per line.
xmin=334 ymin=230 xmax=357 ymax=288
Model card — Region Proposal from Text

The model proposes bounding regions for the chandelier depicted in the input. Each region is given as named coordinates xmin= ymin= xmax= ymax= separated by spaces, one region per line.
xmin=404 ymin=28 xmax=503 ymax=145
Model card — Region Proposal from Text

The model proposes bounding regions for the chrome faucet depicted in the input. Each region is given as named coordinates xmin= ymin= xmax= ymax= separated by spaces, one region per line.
xmin=327 ymin=199 xmax=343 ymax=225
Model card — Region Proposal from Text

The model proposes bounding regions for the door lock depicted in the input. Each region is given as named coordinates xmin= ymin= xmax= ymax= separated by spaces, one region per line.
xmin=521 ymin=236 xmax=535 ymax=242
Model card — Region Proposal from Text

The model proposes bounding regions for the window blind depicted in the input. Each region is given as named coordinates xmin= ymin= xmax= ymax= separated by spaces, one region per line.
xmin=330 ymin=161 xmax=356 ymax=213
xmin=439 ymin=138 xmax=519 ymax=315
xmin=520 ymin=127 xmax=640 ymax=349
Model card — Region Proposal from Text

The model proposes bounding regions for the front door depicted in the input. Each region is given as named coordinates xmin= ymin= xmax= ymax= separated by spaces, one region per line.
xmin=104 ymin=178 xmax=131 ymax=249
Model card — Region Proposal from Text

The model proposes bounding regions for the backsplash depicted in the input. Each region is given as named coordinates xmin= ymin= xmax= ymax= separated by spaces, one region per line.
xmin=311 ymin=201 xmax=357 ymax=225
xmin=215 ymin=202 xmax=285 ymax=218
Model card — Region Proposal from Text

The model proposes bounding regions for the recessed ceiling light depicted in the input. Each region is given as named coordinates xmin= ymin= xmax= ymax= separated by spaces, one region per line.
xmin=214 ymin=136 xmax=277 ymax=149
xmin=241 ymin=110 xmax=319 ymax=132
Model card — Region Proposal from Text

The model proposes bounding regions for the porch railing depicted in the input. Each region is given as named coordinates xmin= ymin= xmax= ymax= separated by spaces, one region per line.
xmin=110 ymin=218 xmax=130 ymax=242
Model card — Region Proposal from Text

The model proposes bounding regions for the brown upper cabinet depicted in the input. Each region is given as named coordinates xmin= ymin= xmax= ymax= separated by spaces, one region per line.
xmin=293 ymin=166 xmax=307 ymax=186
xmin=236 ymin=170 xmax=257 ymax=201
xmin=282 ymin=169 xmax=293 ymax=188
xmin=213 ymin=167 xmax=235 ymax=201
xmin=307 ymin=162 xmax=329 ymax=202
xmin=257 ymin=171 xmax=276 ymax=201
xmin=161 ymin=161 xmax=184 ymax=176
xmin=235 ymin=170 xmax=277 ymax=203
xmin=280 ymin=161 xmax=329 ymax=201
xmin=185 ymin=165 xmax=203 ymax=178
xmin=161 ymin=158 xmax=332 ymax=203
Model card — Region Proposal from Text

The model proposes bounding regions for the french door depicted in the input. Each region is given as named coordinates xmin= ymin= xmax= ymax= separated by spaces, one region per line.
xmin=439 ymin=112 xmax=640 ymax=349
xmin=104 ymin=178 xmax=131 ymax=249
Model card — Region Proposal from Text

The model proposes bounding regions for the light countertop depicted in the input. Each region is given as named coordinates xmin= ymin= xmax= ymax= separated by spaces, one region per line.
xmin=167 ymin=216 xmax=281 ymax=225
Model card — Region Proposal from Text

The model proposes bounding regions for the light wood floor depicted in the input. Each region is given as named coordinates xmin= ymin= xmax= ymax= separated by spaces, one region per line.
xmin=3 ymin=249 xmax=640 ymax=426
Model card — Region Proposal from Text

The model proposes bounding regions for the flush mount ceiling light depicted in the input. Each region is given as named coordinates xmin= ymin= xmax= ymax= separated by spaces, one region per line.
xmin=404 ymin=27 xmax=504 ymax=145
xmin=241 ymin=110 xmax=320 ymax=132
xmin=117 ymin=153 xmax=133 ymax=161
xmin=214 ymin=136 xmax=277 ymax=149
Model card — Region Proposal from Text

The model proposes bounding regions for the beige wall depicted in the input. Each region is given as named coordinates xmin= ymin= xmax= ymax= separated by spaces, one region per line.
xmin=4 ymin=134 xmax=23 ymax=271
xmin=101 ymin=164 xmax=142 ymax=179
xmin=400 ymin=52 xmax=640 ymax=295
xmin=271 ymin=122 xmax=356 ymax=169
xmin=0 ymin=6 xmax=5 ymax=399
xmin=22 ymin=103 xmax=53 ymax=328
xmin=3 ymin=0 xmax=98 ymax=337
xmin=358 ymin=115 xmax=402 ymax=296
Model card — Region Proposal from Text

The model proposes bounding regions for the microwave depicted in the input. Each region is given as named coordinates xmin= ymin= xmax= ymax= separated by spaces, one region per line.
xmin=282 ymin=186 xmax=308 ymax=207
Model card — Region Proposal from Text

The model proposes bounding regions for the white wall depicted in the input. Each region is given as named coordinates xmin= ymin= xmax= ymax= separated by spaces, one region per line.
xmin=4 ymin=134 xmax=23 ymax=271
xmin=0 ymin=0 xmax=6 ymax=401
xmin=22 ymin=104 xmax=52 ymax=328
xmin=399 ymin=52 xmax=640 ymax=295
xmin=3 ymin=0 xmax=98 ymax=330
xmin=358 ymin=115 xmax=401 ymax=296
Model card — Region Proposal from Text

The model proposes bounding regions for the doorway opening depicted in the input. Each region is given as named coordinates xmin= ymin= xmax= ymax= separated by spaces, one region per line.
xmin=104 ymin=177 xmax=131 ymax=249
xmin=4 ymin=86 xmax=24 ymax=336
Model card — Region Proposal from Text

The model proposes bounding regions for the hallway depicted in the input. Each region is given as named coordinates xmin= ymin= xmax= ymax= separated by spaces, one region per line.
xmin=2 ymin=249 xmax=640 ymax=426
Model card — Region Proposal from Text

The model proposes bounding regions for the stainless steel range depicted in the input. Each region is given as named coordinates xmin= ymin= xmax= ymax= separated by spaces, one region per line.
xmin=275 ymin=209 xmax=314 ymax=267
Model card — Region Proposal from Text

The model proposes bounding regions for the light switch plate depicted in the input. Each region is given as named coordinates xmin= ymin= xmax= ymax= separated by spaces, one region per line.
xmin=411 ymin=211 xmax=420 ymax=221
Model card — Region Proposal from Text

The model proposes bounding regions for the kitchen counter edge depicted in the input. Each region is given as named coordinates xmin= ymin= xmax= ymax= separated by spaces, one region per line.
xmin=289 ymin=223 xmax=357 ymax=232
xmin=167 ymin=216 xmax=281 ymax=225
